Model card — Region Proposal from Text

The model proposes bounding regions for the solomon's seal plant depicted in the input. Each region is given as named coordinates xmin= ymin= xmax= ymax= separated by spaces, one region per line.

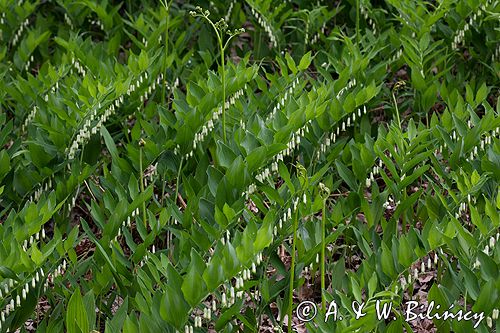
xmin=190 ymin=6 xmax=245 ymax=143
xmin=0 ymin=1 xmax=498 ymax=333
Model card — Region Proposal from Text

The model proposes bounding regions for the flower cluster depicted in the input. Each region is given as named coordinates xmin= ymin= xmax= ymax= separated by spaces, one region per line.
xmin=67 ymin=191 xmax=79 ymax=212
xmin=22 ymin=105 xmax=37 ymax=133
xmin=360 ymin=5 xmax=377 ymax=34
xmin=0 ymin=268 xmax=45 ymax=331
xmin=483 ymin=236 xmax=495 ymax=256
xmin=67 ymin=111 xmax=94 ymax=159
xmin=185 ymin=250 xmax=263 ymax=332
xmin=23 ymin=54 xmax=33 ymax=72
xmin=390 ymin=48 xmax=403 ymax=63
xmin=249 ymin=6 xmax=277 ymax=48
xmin=265 ymin=77 xmax=300 ymax=122
xmin=282 ymin=125 xmax=307 ymax=158
xmin=186 ymin=86 xmax=246 ymax=159
xmin=451 ymin=4 xmax=485 ymax=50
xmin=366 ymin=158 xmax=383 ymax=187
xmin=220 ymin=229 xmax=231 ymax=246
xmin=11 ymin=17 xmax=29 ymax=47
xmin=72 ymin=57 xmax=87 ymax=77
xmin=138 ymin=245 xmax=156 ymax=267
xmin=456 ymin=201 xmax=468 ymax=218
xmin=317 ymin=106 xmax=367 ymax=160
xmin=225 ymin=0 xmax=235 ymax=22
xmin=23 ymin=77 xmax=63 ymax=132
xmin=0 ymin=13 xmax=4 ymax=41
xmin=173 ymin=144 xmax=181 ymax=156
xmin=66 ymin=103 xmax=105 ymax=160
xmin=28 ymin=177 xmax=54 ymax=203
xmin=64 ymin=12 xmax=73 ymax=29
xmin=473 ymin=233 xmax=499 ymax=269
xmin=130 ymin=71 xmax=152 ymax=96
xmin=89 ymin=18 xmax=104 ymax=30
xmin=123 ymin=208 xmax=140 ymax=230
xmin=274 ymin=197 xmax=301 ymax=236
xmin=21 ymin=229 xmax=47 ymax=251
xmin=189 ymin=6 xmax=210 ymax=18
xmin=192 ymin=313 xmax=203 ymax=328
xmin=42 ymin=259 xmax=68 ymax=294
xmin=0 ymin=279 xmax=16 ymax=300
xmin=309 ymin=22 xmax=327 ymax=46
xmin=464 ymin=126 xmax=499 ymax=162
xmin=382 ymin=195 xmax=400 ymax=210
xmin=487 ymin=308 xmax=499 ymax=328
xmin=245 ymin=119 xmax=315 ymax=200
xmin=493 ymin=43 xmax=500 ymax=62
xmin=220 ymin=251 xmax=263 ymax=308
xmin=143 ymin=162 xmax=158 ymax=188
xmin=66 ymin=71 xmax=157 ymax=160
xmin=398 ymin=253 xmax=439 ymax=292
xmin=433 ymin=120 xmax=490 ymax=158
xmin=336 ymin=78 xmax=357 ymax=99
xmin=257 ymin=124 xmax=307 ymax=182
xmin=137 ymin=73 xmax=179 ymax=111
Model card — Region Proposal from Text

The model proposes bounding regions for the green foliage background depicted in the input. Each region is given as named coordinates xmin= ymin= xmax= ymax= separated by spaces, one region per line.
xmin=0 ymin=0 xmax=499 ymax=332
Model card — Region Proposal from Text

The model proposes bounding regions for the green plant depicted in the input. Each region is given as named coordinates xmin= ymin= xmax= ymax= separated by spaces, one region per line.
xmin=0 ymin=1 xmax=498 ymax=333
xmin=190 ymin=6 xmax=244 ymax=143
xmin=319 ymin=182 xmax=330 ymax=311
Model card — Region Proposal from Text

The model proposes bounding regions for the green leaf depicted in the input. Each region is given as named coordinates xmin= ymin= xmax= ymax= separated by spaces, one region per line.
xmin=278 ymin=160 xmax=295 ymax=193
xmin=83 ymin=291 xmax=96 ymax=332
xmin=203 ymin=256 xmax=225 ymax=291
xmin=0 ymin=150 xmax=10 ymax=180
xmin=397 ymin=165 xmax=429 ymax=190
xmin=0 ymin=266 xmax=18 ymax=280
xmin=350 ymin=275 xmax=362 ymax=303
xmin=216 ymin=140 xmax=237 ymax=169
xmin=285 ymin=53 xmax=297 ymax=75
xmin=254 ymin=211 xmax=274 ymax=252
xmin=215 ymin=300 xmax=244 ymax=330
xmin=469 ymin=206 xmax=488 ymax=235
xmin=380 ymin=242 xmax=396 ymax=278
xmin=335 ymin=160 xmax=357 ymax=190
xmin=81 ymin=219 xmax=125 ymax=293
xmin=475 ymin=83 xmax=487 ymax=104
xmin=298 ymin=51 xmax=313 ymax=71
xmin=31 ymin=244 xmax=44 ymax=266
xmin=472 ymin=279 xmax=498 ymax=314
xmin=367 ymin=274 xmax=378 ymax=298
xmin=397 ymin=236 xmax=413 ymax=267
xmin=160 ymin=285 xmax=190 ymax=330
xmin=181 ymin=263 xmax=207 ymax=307
xmin=66 ymin=289 xmax=89 ymax=333
xmin=101 ymin=126 xmax=119 ymax=160
xmin=226 ymin=155 xmax=245 ymax=189
xmin=138 ymin=50 xmax=149 ymax=71
xmin=105 ymin=297 xmax=128 ymax=333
